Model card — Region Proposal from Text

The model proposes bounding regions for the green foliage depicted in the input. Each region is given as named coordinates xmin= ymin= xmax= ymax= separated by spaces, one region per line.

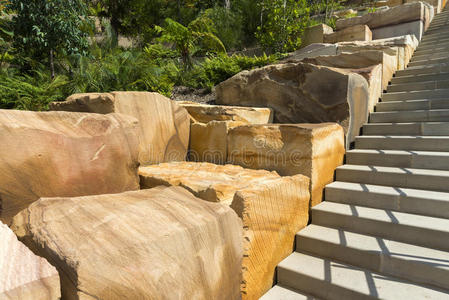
xmin=181 ymin=53 xmax=282 ymax=90
xmin=256 ymin=0 xmax=310 ymax=52
xmin=200 ymin=6 xmax=244 ymax=50
xmin=154 ymin=16 xmax=225 ymax=67
xmin=0 ymin=11 xmax=13 ymax=67
xmin=0 ymin=69 xmax=69 ymax=110
xmin=7 ymin=0 xmax=90 ymax=76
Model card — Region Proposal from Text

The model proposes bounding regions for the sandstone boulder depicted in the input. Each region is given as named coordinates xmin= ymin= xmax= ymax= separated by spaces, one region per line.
xmin=280 ymin=43 xmax=338 ymax=63
xmin=227 ymin=124 xmax=345 ymax=206
xmin=303 ymin=50 xmax=395 ymax=90
xmin=0 ymin=110 xmax=140 ymax=224
xmin=50 ymin=92 xmax=190 ymax=165
xmin=179 ymin=102 xmax=273 ymax=124
xmin=302 ymin=23 xmax=334 ymax=47
xmin=324 ymin=25 xmax=372 ymax=43
xmin=0 ymin=221 xmax=59 ymax=300
xmin=139 ymin=162 xmax=310 ymax=299
xmin=189 ymin=121 xmax=245 ymax=164
xmin=336 ymin=2 xmax=428 ymax=31
xmin=11 ymin=187 xmax=243 ymax=300
xmin=216 ymin=62 xmax=370 ymax=147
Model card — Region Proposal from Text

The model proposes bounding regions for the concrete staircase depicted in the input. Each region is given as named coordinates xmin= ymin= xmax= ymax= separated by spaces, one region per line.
xmin=262 ymin=8 xmax=449 ymax=300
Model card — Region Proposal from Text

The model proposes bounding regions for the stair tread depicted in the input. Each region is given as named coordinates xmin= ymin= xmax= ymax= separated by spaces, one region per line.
xmin=337 ymin=164 xmax=449 ymax=177
xmin=347 ymin=149 xmax=449 ymax=156
xmin=277 ymin=252 xmax=449 ymax=300
xmin=297 ymin=225 xmax=449 ymax=272
xmin=261 ymin=285 xmax=320 ymax=300
xmin=312 ymin=202 xmax=449 ymax=236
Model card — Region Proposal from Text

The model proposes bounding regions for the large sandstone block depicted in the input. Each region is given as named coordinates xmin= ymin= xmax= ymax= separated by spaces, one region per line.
xmin=139 ymin=162 xmax=310 ymax=300
xmin=0 ymin=110 xmax=140 ymax=224
xmin=11 ymin=187 xmax=243 ymax=300
xmin=324 ymin=25 xmax=372 ymax=43
xmin=336 ymin=2 xmax=428 ymax=31
xmin=303 ymin=52 xmax=387 ymax=111
xmin=303 ymin=50 xmax=396 ymax=91
xmin=280 ymin=43 xmax=338 ymax=63
xmin=372 ymin=19 xmax=424 ymax=40
xmin=0 ymin=222 xmax=60 ymax=300
xmin=179 ymin=102 xmax=273 ymax=124
xmin=216 ymin=62 xmax=370 ymax=147
xmin=338 ymin=34 xmax=418 ymax=70
xmin=302 ymin=23 xmax=334 ymax=47
xmin=227 ymin=124 xmax=345 ymax=207
xmin=50 ymin=92 xmax=190 ymax=165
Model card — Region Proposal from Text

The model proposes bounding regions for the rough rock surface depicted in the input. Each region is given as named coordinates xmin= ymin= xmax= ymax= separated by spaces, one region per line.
xmin=179 ymin=101 xmax=273 ymax=124
xmin=189 ymin=121 xmax=245 ymax=164
xmin=302 ymin=23 xmax=334 ymax=47
xmin=11 ymin=187 xmax=243 ymax=300
xmin=336 ymin=2 xmax=429 ymax=30
xmin=324 ymin=25 xmax=372 ymax=43
xmin=139 ymin=162 xmax=310 ymax=299
xmin=0 ymin=222 xmax=59 ymax=300
xmin=0 ymin=110 xmax=140 ymax=224
xmin=50 ymin=92 xmax=190 ymax=165
xmin=216 ymin=62 xmax=369 ymax=147
xmin=227 ymin=124 xmax=345 ymax=206
xmin=280 ymin=43 xmax=338 ymax=63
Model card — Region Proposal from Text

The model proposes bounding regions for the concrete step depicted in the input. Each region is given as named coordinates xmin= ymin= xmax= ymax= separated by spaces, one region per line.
xmin=325 ymin=181 xmax=449 ymax=219
xmin=387 ymin=80 xmax=449 ymax=92
xmin=416 ymin=41 xmax=449 ymax=52
xmin=394 ymin=63 xmax=449 ymax=77
xmin=296 ymin=225 xmax=449 ymax=290
xmin=346 ymin=149 xmax=449 ymax=171
xmin=362 ymin=122 xmax=449 ymax=136
xmin=411 ymin=52 xmax=449 ymax=63
xmin=370 ymin=109 xmax=449 ymax=123
xmin=275 ymin=252 xmax=449 ymax=300
xmin=312 ymin=202 xmax=449 ymax=251
xmin=376 ymin=99 xmax=449 ymax=111
xmin=409 ymin=57 xmax=449 ymax=68
xmin=414 ymin=47 xmax=449 ymax=56
xmin=355 ymin=135 xmax=449 ymax=151
xmin=420 ymin=33 xmax=449 ymax=42
xmin=336 ymin=164 xmax=449 ymax=192
xmin=391 ymin=73 xmax=449 ymax=84
xmin=261 ymin=285 xmax=320 ymax=300
xmin=381 ymin=89 xmax=449 ymax=101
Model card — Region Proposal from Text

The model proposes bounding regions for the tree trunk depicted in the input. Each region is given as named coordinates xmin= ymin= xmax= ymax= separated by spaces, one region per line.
xmin=49 ymin=49 xmax=55 ymax=80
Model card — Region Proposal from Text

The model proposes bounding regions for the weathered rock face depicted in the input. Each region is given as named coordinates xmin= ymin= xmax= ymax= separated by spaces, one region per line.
xmin=336 ymin=2 xmax=428 ymax=31
xmin=338 ymin=35 xmax=418 ymax=70
xmin=50 ymin=92 xmax=190 ymax=165
xmin=302 ymin=52 xmax=385 ymax=112
xmin=11 ymin=187 xmax=243 ymax=300
xmin=302 ymin=50 xmax=396 ymax=91
xmin=227 ymin=124 xmax=345 ymax=207
xmin=324 ymin=25 xmax=372 ymax=43
xmin=139 ymin=162 xmax=310 ymax=299
xmin=179 ymin=102 xmax=273 ymax=124
xmin=189 ymin=121 xmax=245 ymax=164
xmin=0 ymin=221 xmax=60 ymax=300
xmin=280 ymin=43 xmax=338 ymax=63
xmin=302 ymin=23 xmax=334 ymax=47
xmin=216 ymin=62 xmax=370 ymax=147
xmin=0 ymin=110 xmax=140 ymax=224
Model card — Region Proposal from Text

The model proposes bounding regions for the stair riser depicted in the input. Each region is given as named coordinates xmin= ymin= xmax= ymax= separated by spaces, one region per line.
xmin=325 ymin=186 xmax=449 ymax=219
xmin=277 ymin=267 xmax=374 ymax=300
xmin=395 ymin=65 xmax=449 ymax=77
xmin=296 ymin=235 xmax=449 ymax=290
xmin=416 ymin=43 xmax=449 ymax=53
xmin=376 ymin=100 xmax=449 ymax=112
xmin=414 ymin=47 xmax=449 ymax=56
xmin=362 ymin=123 xmax=449 ymax=136
xmin=312 ymin=209 xmax=449 ymax=252
xmin=382 ymin=90 xmax=449 ymax=101
xmin=346 ymin=152 xmax=449 ymax=171
xmin=391 ymin=74 xmax=449 ymax=84
xmin=336 ymin=168 xmax=449 ymax=192
xmin=370 ymin=111 xmax=449 ymax=123
xmin=355 ymin=138 xmax=449 ymax=151
xmin=387 ymin=80 xmax=449 ymax=93
xmin=409 ymin=58 xmax=449 ymax=68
